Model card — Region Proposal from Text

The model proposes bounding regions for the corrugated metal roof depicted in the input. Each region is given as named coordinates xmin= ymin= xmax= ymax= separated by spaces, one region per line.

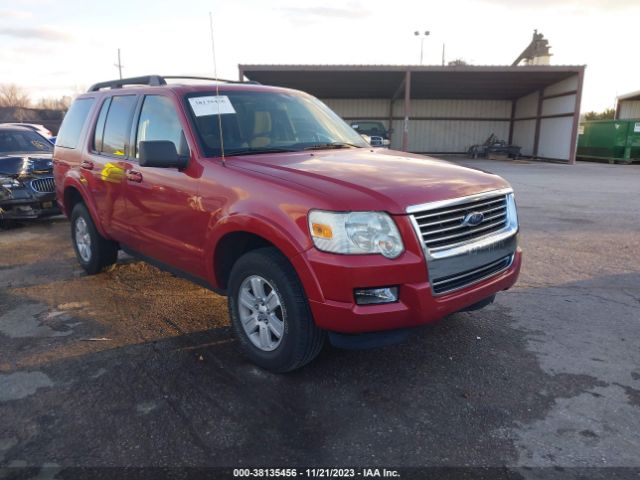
xmin=617 ymin=90 xmax=640 ymax=102
xmin=239 ymin=64 xmax=585 ymax=70
xmin=239 ymin=64 xmax=585 ymax=100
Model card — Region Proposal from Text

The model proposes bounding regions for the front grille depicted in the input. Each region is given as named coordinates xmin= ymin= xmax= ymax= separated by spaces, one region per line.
xmin=432 ymin=255 xmax=513 ymax=294
xmin=30 ymin=177 xmax=55 ymax=193
xmin=369 ymin=136 xmax=384 ymax=146
xmin=411 ymin=193 xmax=508 ymax=251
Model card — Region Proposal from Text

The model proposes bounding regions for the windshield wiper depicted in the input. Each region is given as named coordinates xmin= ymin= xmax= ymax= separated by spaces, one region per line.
xmin=303 ymin=142 xmax=361 ymax=151
xmin=223 ymin=147 xmax=301 ymax=157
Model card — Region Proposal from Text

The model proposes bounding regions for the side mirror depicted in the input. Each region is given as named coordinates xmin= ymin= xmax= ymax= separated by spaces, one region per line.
xmin=139 ymin=141 xmax=188 ymax=169
xmin=387 ymin=128 xmax=394 ymax=134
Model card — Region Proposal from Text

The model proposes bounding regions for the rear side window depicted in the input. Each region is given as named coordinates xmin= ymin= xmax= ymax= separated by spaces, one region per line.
xmin=96 ymin=95 xmax=137 ymax=157
xmin=56 ymin=97 xmax=95 ymax=149
xmin=93 ymin=98 xmax=110 ymax=153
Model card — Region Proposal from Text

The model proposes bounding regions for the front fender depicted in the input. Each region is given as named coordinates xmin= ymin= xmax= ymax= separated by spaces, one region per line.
xmin=203 ymin=212 xmax=324 ymax=302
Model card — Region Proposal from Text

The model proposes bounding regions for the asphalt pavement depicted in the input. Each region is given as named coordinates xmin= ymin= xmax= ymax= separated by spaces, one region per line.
xmin=0 ymin=158 xmax=639 ymax=479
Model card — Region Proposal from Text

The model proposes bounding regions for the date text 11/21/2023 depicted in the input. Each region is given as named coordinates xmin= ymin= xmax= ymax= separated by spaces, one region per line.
xmin=233 ymin=468 xmax=400 ymax=477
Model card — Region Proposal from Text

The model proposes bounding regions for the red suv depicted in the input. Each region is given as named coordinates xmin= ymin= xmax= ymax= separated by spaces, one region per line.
xmin=53 ymin=75 xmax=521 ymax=372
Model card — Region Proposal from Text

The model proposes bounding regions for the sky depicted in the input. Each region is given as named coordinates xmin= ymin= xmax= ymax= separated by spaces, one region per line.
xmin=1 ymin=0 xmax=638 ymax=112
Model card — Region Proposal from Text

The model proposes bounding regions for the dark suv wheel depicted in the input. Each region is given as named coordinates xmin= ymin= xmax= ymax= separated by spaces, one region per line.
xmin=228 ymin=247 xmax=325 ymax=372
xmin=70 ymin=203 xmax=119 ymax=274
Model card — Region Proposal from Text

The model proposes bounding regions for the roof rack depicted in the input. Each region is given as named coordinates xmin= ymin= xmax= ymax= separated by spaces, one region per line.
xmin=163 ymin=75 xmax=260 ymax=85
xmin=87 ymin=75 xmax=260 ymax=92
xmin=88 ymin=75 xmax=166 ymax=92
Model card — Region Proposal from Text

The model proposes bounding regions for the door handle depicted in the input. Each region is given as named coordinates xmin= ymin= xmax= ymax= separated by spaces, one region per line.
xmin=127 ymin=170 xmax=143 ymax=183
xmin=80 ymin=160 xmax=94 ymax=170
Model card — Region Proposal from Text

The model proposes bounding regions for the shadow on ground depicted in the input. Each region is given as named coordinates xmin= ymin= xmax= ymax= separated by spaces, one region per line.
xmin=1 ymin=274 xmax=616 ymax=469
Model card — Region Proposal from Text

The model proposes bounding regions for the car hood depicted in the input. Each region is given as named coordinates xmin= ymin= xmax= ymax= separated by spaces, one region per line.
xmin=0 ymin=154 xmax=53 ymax=177
xmin=231 ymin=148 xmax=510 ymax=214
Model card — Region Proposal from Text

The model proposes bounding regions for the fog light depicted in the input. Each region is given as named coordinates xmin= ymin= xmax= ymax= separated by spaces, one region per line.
xmin=354 ymin=286 xmax=398 ymax=305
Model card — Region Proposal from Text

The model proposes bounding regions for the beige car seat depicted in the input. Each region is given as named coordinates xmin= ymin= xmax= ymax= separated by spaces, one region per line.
xmin=250 ymin=111 xmax=272 ymax=148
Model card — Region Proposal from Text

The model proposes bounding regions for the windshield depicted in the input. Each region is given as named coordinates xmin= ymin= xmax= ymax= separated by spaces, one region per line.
xmin=351 ymin=122 xmax=386 ymax=136
xmin=0 ymin=129 xmax=53 ymax=155
xmin=186 ymin=90 xmax=369 ymax=157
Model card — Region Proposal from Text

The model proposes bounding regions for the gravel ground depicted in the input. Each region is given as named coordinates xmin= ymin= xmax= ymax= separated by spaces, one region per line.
xmin=0 ymin=158 xmax=639 ymax=478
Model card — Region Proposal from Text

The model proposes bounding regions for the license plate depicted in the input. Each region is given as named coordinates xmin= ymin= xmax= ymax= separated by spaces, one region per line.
xmin=42 ymin=201 xmax=53 ymax=209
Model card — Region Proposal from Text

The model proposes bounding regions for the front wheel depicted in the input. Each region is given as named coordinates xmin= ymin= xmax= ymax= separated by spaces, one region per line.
xmin=70 ymin=203 xmax=119 ymax=275
xmin=228 ymin=247 xmax=325 ymax=372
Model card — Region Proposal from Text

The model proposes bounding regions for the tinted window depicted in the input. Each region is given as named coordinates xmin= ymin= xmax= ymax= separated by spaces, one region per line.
xmin=56 ymin=97 xmax=95 ymax=149
xmin=0 ymin=129 xmax=53 ymax=154
xmin=135 ymin=95 xmax=186 ymax=157
xmin=100 ymin=95 xmax=137 ymax=157
xmin=351 ymin=122 xmax=386 ymax=135
xmin=93 ymin=98 xmax=110 ymax=152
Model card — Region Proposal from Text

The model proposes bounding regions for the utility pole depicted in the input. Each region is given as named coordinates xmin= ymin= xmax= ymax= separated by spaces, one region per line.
xmin=442 ymin=43 xmax=446 ymax=66
xmin=114 ymin=48 xmax=123 ymax=79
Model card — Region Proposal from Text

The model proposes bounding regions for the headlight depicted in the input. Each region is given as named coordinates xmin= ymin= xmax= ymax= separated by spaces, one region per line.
xmin=308 ymin=210 xmax=404 ymax=259
xmin=0 ymin=177 xmax=20 ymax=189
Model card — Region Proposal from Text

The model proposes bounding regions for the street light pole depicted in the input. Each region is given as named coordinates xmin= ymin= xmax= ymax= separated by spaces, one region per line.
xmin=414 ymin=30 xmax=430 ymax=65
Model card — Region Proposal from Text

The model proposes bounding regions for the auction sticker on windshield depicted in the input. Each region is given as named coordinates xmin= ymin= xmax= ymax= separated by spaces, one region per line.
xmin=189 ymin=95 xmax=236 ymax=116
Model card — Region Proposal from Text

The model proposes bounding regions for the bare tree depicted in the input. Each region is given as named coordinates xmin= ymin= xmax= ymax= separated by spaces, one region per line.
xmin=448 ymin=59 xmax=469 ymax=66
xmin=0 ymin=84 xmax=31 ymax=108
xmin=36 ymin=95 xmax=72 ymax=111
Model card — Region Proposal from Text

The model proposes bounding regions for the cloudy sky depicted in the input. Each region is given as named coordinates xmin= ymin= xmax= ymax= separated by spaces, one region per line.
xmin=1 ymin=0 xmax=638 ymax=112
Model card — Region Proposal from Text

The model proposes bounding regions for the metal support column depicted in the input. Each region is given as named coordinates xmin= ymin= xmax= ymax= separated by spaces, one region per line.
xmin=402 ymin=70 xmax=412 ymax=152
xmin=388 ymin=100 xmax=395 ymax=146
xmin=532 ymin=89 xmax=543 ymax=158
xmin=568 ymin=68 xmax=585 ymax=165
xmin=389 ymin=76 xmax=407 ymax=148
xmin=508 ymin=100 xmax=516 ymax=145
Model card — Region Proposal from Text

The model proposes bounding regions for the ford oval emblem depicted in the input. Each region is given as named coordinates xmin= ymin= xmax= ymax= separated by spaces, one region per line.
xmin=462 ymin=212 xmax=484 ymax=227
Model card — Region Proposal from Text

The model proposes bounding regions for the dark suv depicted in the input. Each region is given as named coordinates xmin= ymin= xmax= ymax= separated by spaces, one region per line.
xmin=54 ymin=75 xmax=521 ymax=372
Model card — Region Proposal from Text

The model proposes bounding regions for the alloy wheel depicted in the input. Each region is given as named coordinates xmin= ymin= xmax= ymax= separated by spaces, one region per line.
xmin=238 ymin=275 xmax=285 ymax=352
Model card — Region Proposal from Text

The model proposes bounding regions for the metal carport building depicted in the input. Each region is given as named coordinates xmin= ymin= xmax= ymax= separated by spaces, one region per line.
xmin=239 ymin=64 xmax=586 ymax=164
xmin=615 ymin=90 xmax=640 ymax=120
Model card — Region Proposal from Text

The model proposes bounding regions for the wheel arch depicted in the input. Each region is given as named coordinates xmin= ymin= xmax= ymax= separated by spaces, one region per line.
xmin=206 ymin=216 xmax=322 ymax=302
xmin=62 ymin=181 xmax=110 ymax=239
xmin=212 ymin=231 xmax=275 ymax=291
xmin=63 ymin=186 xmax=84 ymax=215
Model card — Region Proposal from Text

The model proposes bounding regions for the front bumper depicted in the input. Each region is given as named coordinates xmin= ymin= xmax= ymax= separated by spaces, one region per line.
xmin=0 ymin=193 xmax=58 ymax=219
xmin=306 ymin=248 xmax=521 ymax=333
xmin=294 ymin=210 xmax=521 ymax=334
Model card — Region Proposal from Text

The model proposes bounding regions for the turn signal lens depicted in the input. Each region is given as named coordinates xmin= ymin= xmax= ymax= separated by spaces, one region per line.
xmin=311 ymin=223 xmax=333 ymax=239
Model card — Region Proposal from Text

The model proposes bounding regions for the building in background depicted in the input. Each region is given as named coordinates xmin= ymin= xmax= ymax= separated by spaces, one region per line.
xmin=240 ymin=64 xmax=585 ymax=164
xmin=615 ymin=90 xmax=640 ymax=120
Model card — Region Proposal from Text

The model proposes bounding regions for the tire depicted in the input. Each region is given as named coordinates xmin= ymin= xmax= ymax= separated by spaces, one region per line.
xmin=228 ymin=247 xmax=325 ymax=372
xmin=70 ymin=202 xmax=118 ymax=275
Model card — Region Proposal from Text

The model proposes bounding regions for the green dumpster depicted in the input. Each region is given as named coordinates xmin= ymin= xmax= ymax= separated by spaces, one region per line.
xmin=577 ymin=119 xmax=640 ymax=164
